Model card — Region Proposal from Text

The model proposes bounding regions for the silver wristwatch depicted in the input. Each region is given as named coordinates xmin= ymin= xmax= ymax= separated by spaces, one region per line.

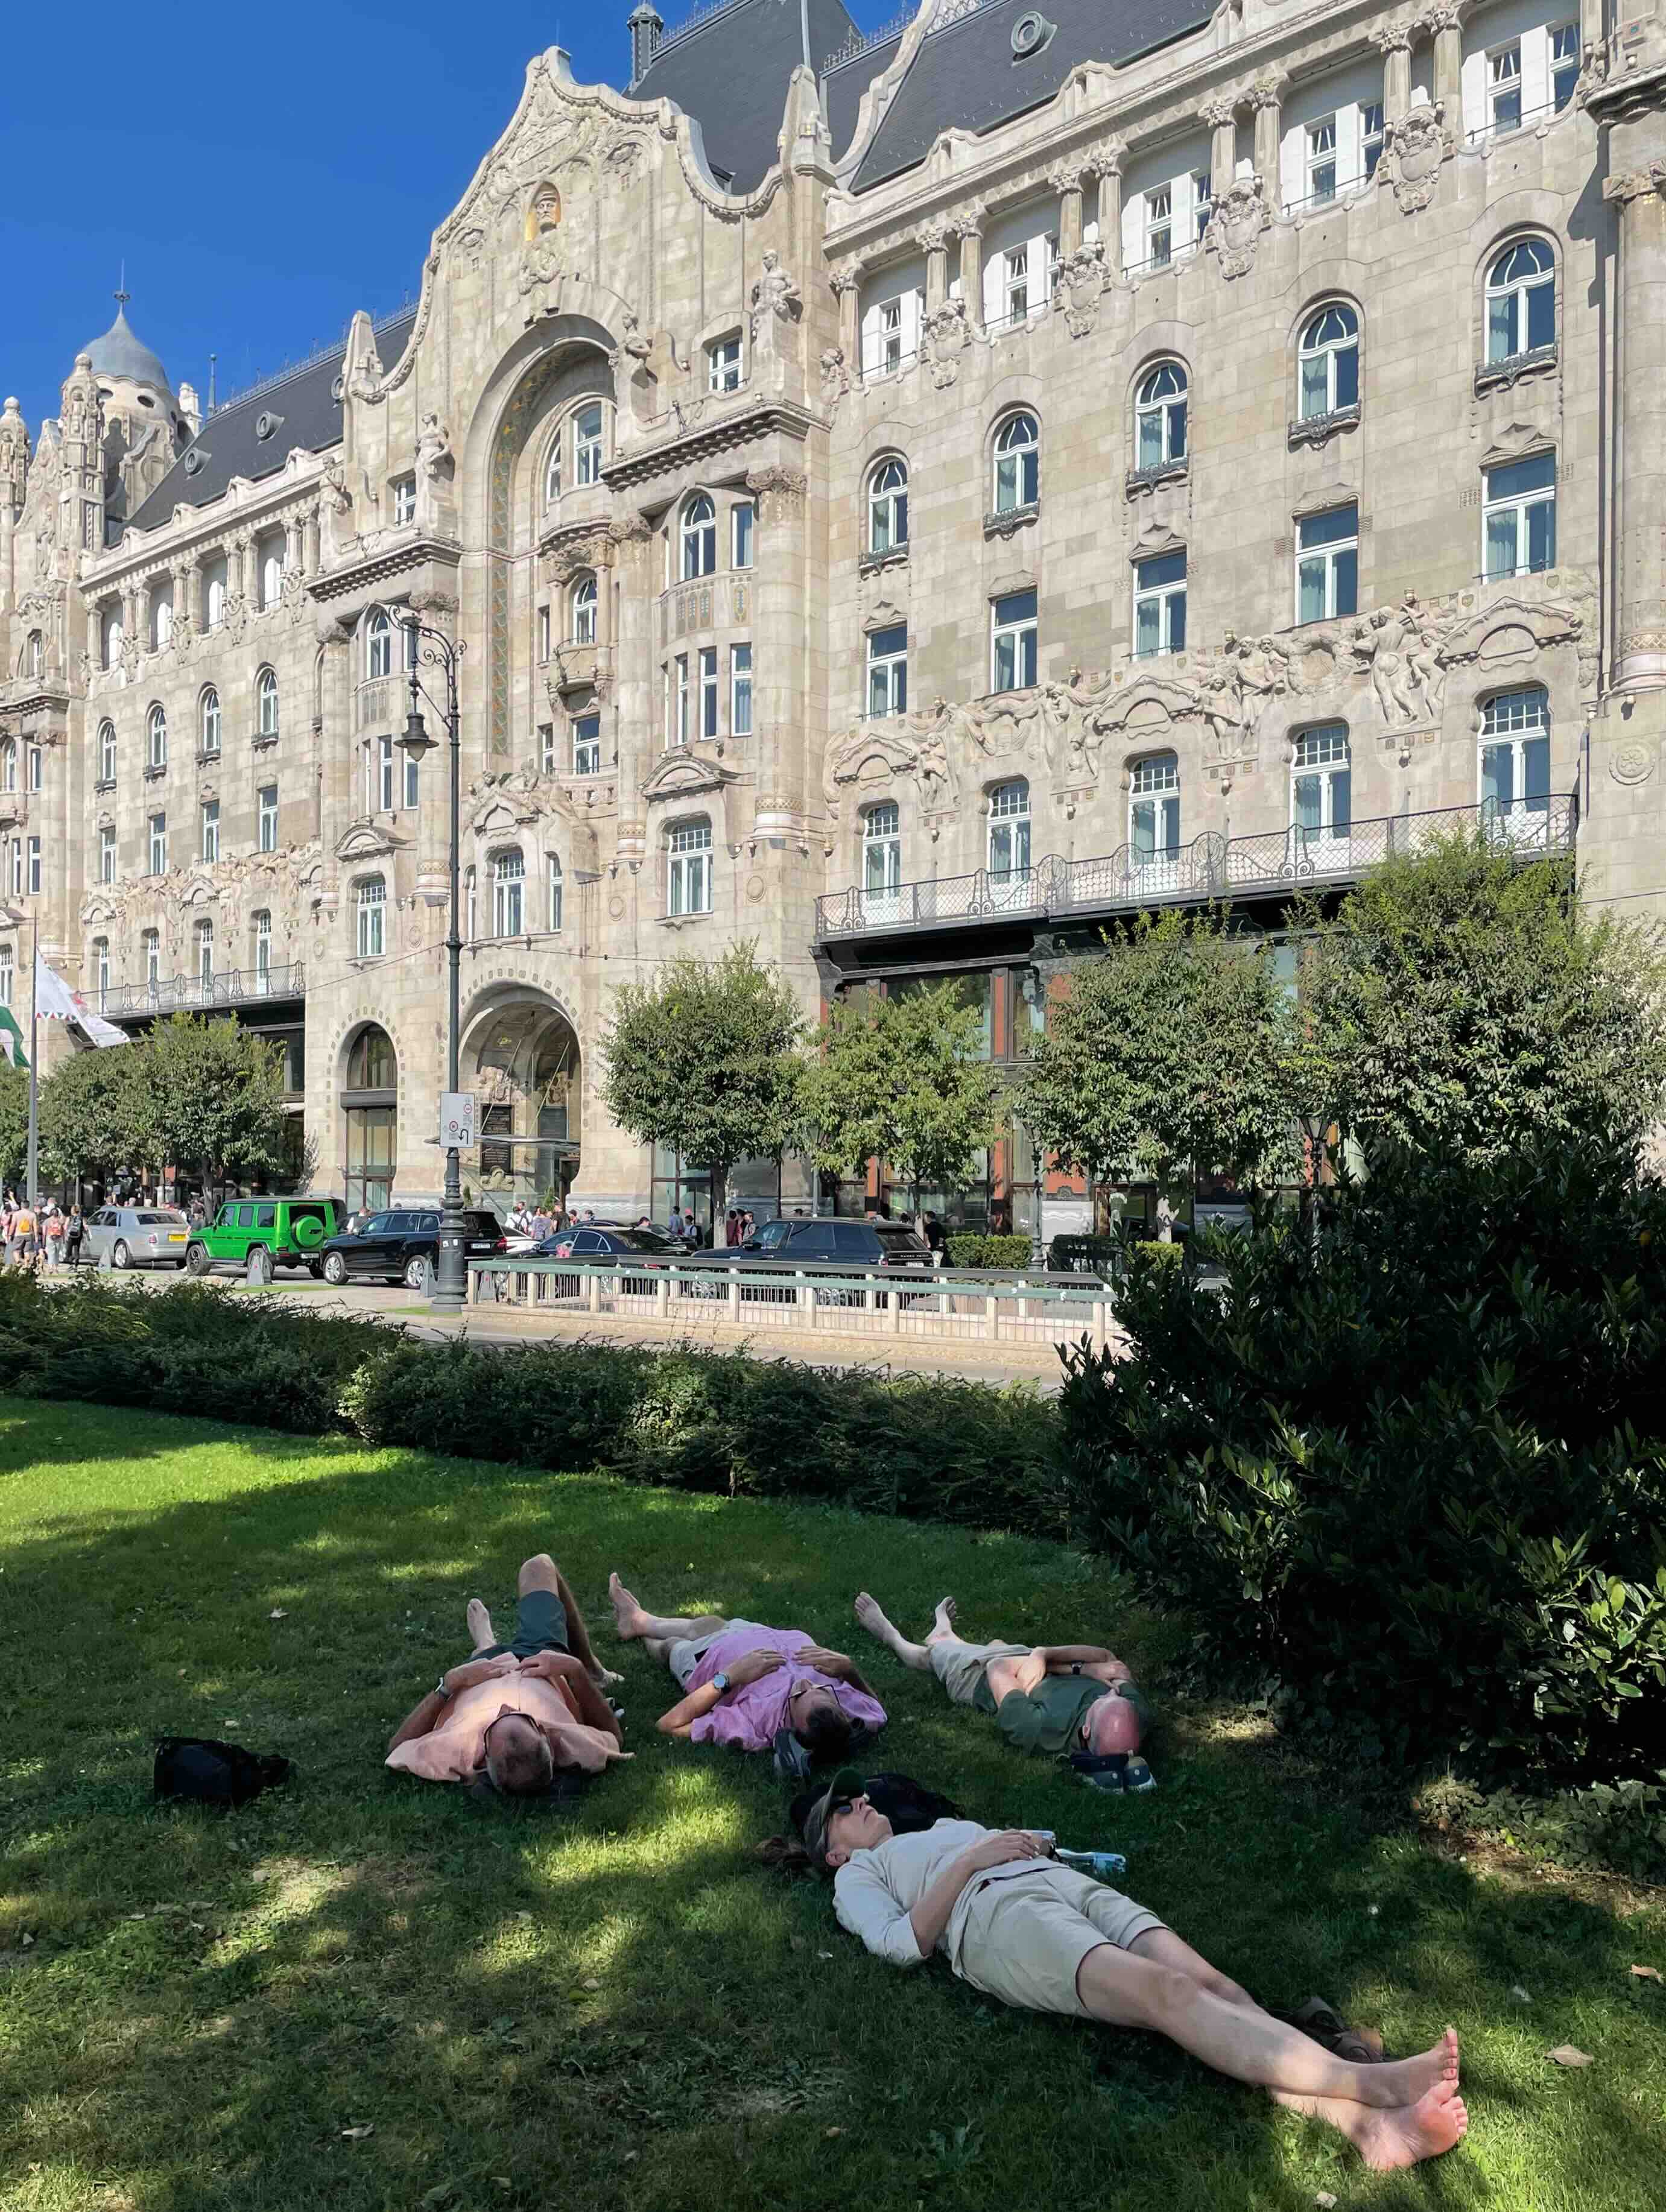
xmin=711 ymin=1670 xmax=730 ymax=1693
xmin=435 ymin=1673 xmax=453 ymax=1699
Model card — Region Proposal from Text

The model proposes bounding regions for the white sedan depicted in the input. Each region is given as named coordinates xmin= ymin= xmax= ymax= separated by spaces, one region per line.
xmin=81 ymin=1205 xmax=192 ymax=1270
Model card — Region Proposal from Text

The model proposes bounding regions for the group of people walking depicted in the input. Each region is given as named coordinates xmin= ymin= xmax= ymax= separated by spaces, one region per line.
xmin=384 ymin=1549 xmax=1468 ymax=2175
xmin=0 ymin=1192 xmax=83 ymax=1269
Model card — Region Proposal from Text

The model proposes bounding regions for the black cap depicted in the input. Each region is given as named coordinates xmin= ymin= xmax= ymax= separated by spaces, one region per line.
xmin=800 ymin=1766 xmax=867 ymax=1871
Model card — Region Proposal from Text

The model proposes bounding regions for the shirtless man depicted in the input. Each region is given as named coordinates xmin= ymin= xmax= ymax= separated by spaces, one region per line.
xmin=854 ymin=1591 xmax=1151 ymax=1781
xmin=386 ymin=1550 xmax=630 ymax=1797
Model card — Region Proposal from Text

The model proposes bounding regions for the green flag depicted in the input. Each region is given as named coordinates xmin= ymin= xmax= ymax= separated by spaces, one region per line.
xmin=0 ymin=1006 xmax=27 ymax=1072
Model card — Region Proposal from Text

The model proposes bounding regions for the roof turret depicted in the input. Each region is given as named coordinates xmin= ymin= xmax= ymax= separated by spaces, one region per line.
xmin=82 ymin=296 xmax=174 ymax=397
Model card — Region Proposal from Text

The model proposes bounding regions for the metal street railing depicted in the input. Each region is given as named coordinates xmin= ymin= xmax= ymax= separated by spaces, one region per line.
xmin=813 ymin=794 xmax=1577 ymax=943
xmin=97 ymin=961 xmax=307 ymax=1019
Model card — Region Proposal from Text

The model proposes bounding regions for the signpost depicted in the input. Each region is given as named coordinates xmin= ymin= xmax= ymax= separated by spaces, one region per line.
xmin=439 ymin=1091 xmax=477 ymax=1151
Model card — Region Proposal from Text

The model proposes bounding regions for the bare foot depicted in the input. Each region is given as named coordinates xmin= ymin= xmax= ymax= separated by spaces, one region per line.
xmin=1375 ymin=2027 xmax=1460 ymax=2111
xmin=928 ymin=1595 xmax=958 ymax=1642
xmin=608 ymin=1572 xmax=648 ymax=1640
xmin=1358 ymin=2078 xmax=1469 ymax=2171
xmin=855 ymin=1591 xmax=900 ymax=1648
xmin=466 ymin=1597 xmax=494 ymax=1650
xmin=590 ymin=1664 xmax=624 ymax=1689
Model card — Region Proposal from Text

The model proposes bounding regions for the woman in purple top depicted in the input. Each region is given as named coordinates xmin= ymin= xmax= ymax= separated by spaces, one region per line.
xmin=608 ymin=1573 xmax=886 ymax=1760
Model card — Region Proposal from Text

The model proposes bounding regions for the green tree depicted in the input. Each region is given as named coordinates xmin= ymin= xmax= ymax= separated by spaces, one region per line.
xmin=0 ymin=1062 xmax=28 ymax=1190
xmin=40 ymin=1044 xmax=141 ymax=1189
xmin=1300 ymin=834 xmax=1666 ymax=1169
xmin=600 ymin=943 xmax=807 ymax=1242
xmin=803 ymin=981 xmax=1007 ymax=1215
xmin=1015 ymin=910 xmax=1297 ymax=1225
xmin=125 ymin=1017 xmax=291 ymax=1189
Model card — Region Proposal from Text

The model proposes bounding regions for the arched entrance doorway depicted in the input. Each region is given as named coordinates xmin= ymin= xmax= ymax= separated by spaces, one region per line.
xmin=341 ymin=1023 xmax=397 ymax=1213
xmin=461 ymin=989 xmax=580 ymax=1210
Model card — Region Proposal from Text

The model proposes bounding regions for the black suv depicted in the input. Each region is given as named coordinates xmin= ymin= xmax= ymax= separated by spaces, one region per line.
xmin=315 ymin=1207 xmax=504 ymax=1289
xmin=692 ymin=1218 xmax=933 ymax=1271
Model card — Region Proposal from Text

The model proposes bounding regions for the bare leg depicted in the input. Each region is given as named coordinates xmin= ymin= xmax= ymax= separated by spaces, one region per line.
xmin=608 ymin=1571 xmax=724 ymax=1646
xmin=1077 ymin=1945 xmax=1465 ymax=2170
xmin=467 ymin=1597 xmax=495 ymax=1655
xmin=520 ymin=1554 xmax=618 ymax=1688
xmin=927 ymin=1596 xmax=959 ymax=1641
xmin=853 ymin=1591 xmax=933 ymax=1670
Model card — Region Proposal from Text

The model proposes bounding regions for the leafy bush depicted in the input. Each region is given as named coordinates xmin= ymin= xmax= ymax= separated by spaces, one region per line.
xmin=944 ymin=1234 xmax=1036 ymax=1270
xmin=0 ymin=1273 xmax=1066 ymax=1540
xmin=1057 ymin=1143 xmax=1666 ymax=1795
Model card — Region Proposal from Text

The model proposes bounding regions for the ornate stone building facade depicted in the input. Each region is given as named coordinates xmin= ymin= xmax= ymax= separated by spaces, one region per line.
xmin=1 ymin=0 xmax=1663 ymax=1229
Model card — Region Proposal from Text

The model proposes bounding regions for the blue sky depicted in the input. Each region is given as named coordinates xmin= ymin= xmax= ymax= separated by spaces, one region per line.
xmin=0 ymin=1 xmax=901 ymax=437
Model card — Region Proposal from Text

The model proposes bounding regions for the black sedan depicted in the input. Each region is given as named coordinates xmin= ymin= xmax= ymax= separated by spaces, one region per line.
xmin=535 ymin=1224 xmax=683 ymax=1262
xmin=688 ymin=1217 xmax=933 ymax=1271
xmin=316 ymin=1206 xmax=505 ymax=1289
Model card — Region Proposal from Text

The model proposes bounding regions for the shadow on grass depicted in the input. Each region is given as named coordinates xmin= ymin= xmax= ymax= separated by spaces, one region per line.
xmin=2 ymin=1395 xmax=1662 ymax=2212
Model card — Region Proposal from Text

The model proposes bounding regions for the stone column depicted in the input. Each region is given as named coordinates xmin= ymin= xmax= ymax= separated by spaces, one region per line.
xmin=284 ymin=514 xmax=303 ymax=575
xmin=1083 ymin=142 xmax=1123 ymax=256
xmin=1250 ymin=71 xmax=1287 ymax=183
xmin=1200 ymin=96 xmax=1238 ymax=198
xmin=173 ymin=560 xmax=194 ymax=637
xmin=303 ymin=507 xmax=321 ymax=574
xmin=832 ymin=271 xmax=860 ymax=367
xmin=315 ymin=615 xmax=354 ymax=851
xmin=954 ymin=210 xmax=984 ymax=320
xmin=917 ymin=220 xmax=951 ymax=311
xmin=1604 ymin=157 xmax=1666 ymax=687
xmin=1372 ymin=22 xmax=1414 ymax=123
xmin=1428 ymin=4 xmax=1463 ymax=115
xmin=745 ymin=464 xmax=809 ymax=821
xmin=607 ymin=514 xmax=654 ymax=862
xmin=1046 ymin=163 xmax=1084 ymax=258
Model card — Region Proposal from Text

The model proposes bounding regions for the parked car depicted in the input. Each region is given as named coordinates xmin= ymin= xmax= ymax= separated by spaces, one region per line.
xmin=536 ymin=1225 xmax=683 ymax=1261
xmin=81 ymin=1205 xmax=192 ymax=1271
xmin=315 ymin=1206 xmax=504 ymax=1289
xmin=185 ymin=1196 xmax=346 ymax=1277
xmin=689 ymin=1218 xmax=933 ymax=1271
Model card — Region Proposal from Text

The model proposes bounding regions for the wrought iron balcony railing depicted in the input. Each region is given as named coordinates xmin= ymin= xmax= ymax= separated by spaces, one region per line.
xmin=813 ymin=795 xmax=1577 ymax=944
xmin=95 ymin=961 xmax=306 ymax=1019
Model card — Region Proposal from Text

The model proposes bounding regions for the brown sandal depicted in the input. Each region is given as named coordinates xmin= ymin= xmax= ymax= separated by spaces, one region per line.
xmin=1285 ymin=1995 xmax=1392 ymax=2065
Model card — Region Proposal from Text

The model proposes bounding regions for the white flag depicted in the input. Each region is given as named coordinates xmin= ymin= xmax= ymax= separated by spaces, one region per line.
xmin=35 ymin=953 xmax=131 ymax=1048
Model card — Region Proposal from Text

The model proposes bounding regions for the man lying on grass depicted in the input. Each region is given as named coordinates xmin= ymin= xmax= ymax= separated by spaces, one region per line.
xmin=854 ymin=1591 xmax=1152 ymax=1783
xmin=609 ymin=1572 xmax=885 ymax=1763
xmin=387 ymin=1552 xmax=631 ymax=1797
xmin=801 ymin=1775 xmax=1468 ymax=2173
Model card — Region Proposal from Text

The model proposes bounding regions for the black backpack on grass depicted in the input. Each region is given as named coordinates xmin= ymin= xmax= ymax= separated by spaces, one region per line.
xmin=154 ymin=1736 xmax=292 ymax=1810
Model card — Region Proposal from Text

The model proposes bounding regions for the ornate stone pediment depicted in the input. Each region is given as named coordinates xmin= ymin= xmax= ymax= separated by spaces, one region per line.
xmin=824 ymin=706 xmax=958 ymax=820
xmin=640 ymin=748 xmax=746 ymax=805
xmin=334 ymin=820 xmax=410 ymax=864
xmin=1435 ymin=593 xmax=1582 ymax=669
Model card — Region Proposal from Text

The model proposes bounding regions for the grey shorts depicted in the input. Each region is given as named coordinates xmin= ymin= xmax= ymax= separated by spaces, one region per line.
xmin=667 ymin=1617 xmax=774 ymax=1688
xmin=955 ymin=1863 xmax=1167 ymax=2017
xmin=928 ymin=1637 xmax=1031 ymax=1708
xmin=477 ymin=1588 xmax=569 ymax=1662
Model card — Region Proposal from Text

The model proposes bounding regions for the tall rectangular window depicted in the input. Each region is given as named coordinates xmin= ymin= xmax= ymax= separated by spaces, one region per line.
xmin=538 ymin=604 xmax=551 ymax=662
xmin=674 ymin=654 xmax=690 ymax=747
xmin=1133 ymin=552 xmax=1187 ymax=659
xmin=100 ymin=723 xmax=116 ymax=782
xmin=1483 ymin=453 xmax=1556 ymax=580
xmin=1306 ymin=116 xmax=1338 ymax=204
xmin=1130 ymin=753 xmax=1182 ymax=860
xmin=1001 ymin=242 xmax=1031 ymax=325
xmin=356 ymin=877 xmax=386 ymax=959
xmin=393 ymin=475 xmax=416 ymax=525
xmin=0 ymin=947 xmax=11 ymax=1004
xmin=149 ymin=812 xmax=167 ymax=875
xmin=573 ymin=714 xmax=601 ymax=775
xmin=1144 ymin=186 xmax=1172 ymax=268
xmin=144 ymin=930 xmax=160 ymax=987
xmin=403 ymin=748 xmax=420 ymax=809
xmin=574 ymin=403 xmax=604 ymax=486
xmin=1192 ymin=169 xmax=1212 ymax=241
xmin=730 ymin=644 xmax=753 ymax=738
xmin=27 ymin=837 xmax=40 ymax=896
xmin=1292 ymin=725 xmax=1352 ymax=847
xmin=1488 ymin=40 xmax=1522 ymax=132
xmin=667 ymin=821 xmax=712 ymax=917
xmin=27 ymin=746 xmax=41 ymax=793
xmin=1363 ymin=102 xmax=1386 ymax=178
xmin=255 ymin=911 xmax=271 ymax=979
xmin=259 ymin=784 xmax=278 ymax=853
xmin=370 ymin=734 xmax=394 ymax=812
xmin=100 ymin=826 xmax=116 ymax=883
xmin=548 ymin=853 xmax=563 ymax=932
xmin=731 ymin=501 xmax=755 ymax=569
xmin=992 ymin=590 xmax=1039 ymax=692
xmin=1296 ymin=505 xmax=1358 ymax=622
xmin=1551 ymin=22 xmax=1580 ymax=110
xmin=8 ymin=840 xmax=20 ymax=897
xmin=1480 ymin=686 xmax=1551 ymax=823
xmin=699 ymin=646 xmax=719 ymax=740
xmin=539 ymin=722 xmax=556 ymax=774
xmin=867 ymin=625 xmax=908 ymax=719
xmin=200 ymin=799 xmax=220 ymax=862
xmin=880 ymin=297 xmax=904 ymax=371
xmin=708 ymin=335 xmax=742 ymax=392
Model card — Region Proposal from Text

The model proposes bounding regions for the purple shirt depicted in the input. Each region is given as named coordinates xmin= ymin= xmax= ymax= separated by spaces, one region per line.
xmin=686 ymin=1624 xmax=887 ymax=1752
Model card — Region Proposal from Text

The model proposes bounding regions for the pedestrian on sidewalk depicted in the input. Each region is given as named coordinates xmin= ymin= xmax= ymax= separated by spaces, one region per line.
xmin=64 ymin=1203 xmax=84 ymax=1268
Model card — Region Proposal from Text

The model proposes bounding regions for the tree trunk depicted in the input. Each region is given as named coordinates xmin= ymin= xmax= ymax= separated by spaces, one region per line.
xmin=711 ymin=1161 xmax=729 ymax=1245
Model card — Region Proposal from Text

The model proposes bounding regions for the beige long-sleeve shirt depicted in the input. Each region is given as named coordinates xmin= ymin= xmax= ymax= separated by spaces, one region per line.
xmin=832 ymin=1820 xmax=1042 ymax=1971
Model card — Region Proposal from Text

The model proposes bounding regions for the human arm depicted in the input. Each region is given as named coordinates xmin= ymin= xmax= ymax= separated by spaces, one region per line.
xmin=518 ymin=1650 xmax=622 ymax=1745
xmin=655 ymin=1646 xmax=784 ymax=1737
xmin=834 ymin=1831 xmax=1048 ymax=1966
xmin=793 ymin=1646 xmax=878 ymax=1699
xmin=385 ymin=1654 xmax=518 ymax=1753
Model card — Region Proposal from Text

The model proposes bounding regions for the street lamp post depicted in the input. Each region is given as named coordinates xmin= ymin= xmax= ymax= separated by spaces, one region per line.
xmin=395 ymin=619 xmax=467 ymax=1315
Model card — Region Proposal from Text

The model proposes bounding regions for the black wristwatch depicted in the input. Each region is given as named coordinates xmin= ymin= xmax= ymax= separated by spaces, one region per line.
xmin=1071 ymin=1663 xmax=1082 ymax=1676
xmin=711 ymin=1671 xmax=730 ymax=1694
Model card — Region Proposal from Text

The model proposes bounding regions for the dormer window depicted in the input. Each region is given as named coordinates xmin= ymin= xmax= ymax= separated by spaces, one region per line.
xmin=708 ymin=335 xmax=743 ymax=393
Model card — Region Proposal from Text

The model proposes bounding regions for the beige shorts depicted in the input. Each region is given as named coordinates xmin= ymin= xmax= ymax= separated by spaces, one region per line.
xmin=667 ymin=1617 xmax=774 ymax=1689
xmin=954 ymin=1863 xmax=1166 ymax=2017
xmin=928 ymin=1637 xmax=1030 ymax=1708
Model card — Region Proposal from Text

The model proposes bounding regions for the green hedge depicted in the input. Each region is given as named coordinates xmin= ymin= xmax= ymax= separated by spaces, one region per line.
xmin=0 ymin=1274 xmax=1069 ymax=1538
xmin=943 ymin=1233 xmax=1036 ymax=1269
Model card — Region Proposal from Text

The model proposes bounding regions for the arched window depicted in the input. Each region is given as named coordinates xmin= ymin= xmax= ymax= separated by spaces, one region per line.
xmin=574 ymin=402 xmax=604 ymax=486
xmin=1130 ymin=751 xmax=1182 ymax=866
xmin=868 ymin=457 xmax=910 ymax=555
xmin=343 ymin=1023 xmax=397 ymax=1214
xmin=863 ymin=800 xmax=902 ymax=903
xmin=1291 ymin=727 xmax=1351 ymax=854
xmin=355 ymin=876 xmax=386 ymax=959
xmin=1298 ymin=304 xmax=1359 ymax=420
xmin=992 ymin=412 xmax=1040 ymax=513
xmin=101 ymin=608 xmax=124 ymax=670
xmin=195 ymin=918 xmax=214 ymax=988
xmin=200 ymin=688 xmax=221 ymax=756
xmin=543 ymin=429 xmax=562 ymax=505
xmin=1487 ymin=238 xmax=1556 ymax=362
xmin=1135 ymin=364 xmax=1188 ymax=469
xmin=988 ymin=779 xmax=1031 ymax=880
xmin=98 ymin=721 xmax=116 ymax=783
xmin=492 ymin=847 xmax=525 ymax=937
xmin=0 ymin=742 xmax=13 ymax=792
xmin=147 ymin=703 xmax=167 ymax=770
xmin=1480 ymin=686 xmax=1550 ymax=828
xmin=667 ymin=818 xmax=713 ymax=915
xmin=25 ymin=631 xmax=44 ymax=679
xmin=571 ymin=573 xmax=598 ymax=646
xmin=681 ymin=494 xmax=717 ymax=580
xmin=92 ymin=937 xmax=110 ymax=1006
xmin=367 ymin=608 xmax=393 ymax=680
xmin=547 ymin=851 xmax=563 ymax=932
xmin=257 ymin=667 xmax=279 ymax=737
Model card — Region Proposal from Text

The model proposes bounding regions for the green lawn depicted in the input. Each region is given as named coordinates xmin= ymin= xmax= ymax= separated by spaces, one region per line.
xmin=1 ymin=1397 xmax=1662 ymax=2212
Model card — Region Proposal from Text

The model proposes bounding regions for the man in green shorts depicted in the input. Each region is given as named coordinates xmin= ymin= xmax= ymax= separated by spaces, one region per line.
xmin=853 ymin=1591 xmax=1153 ymax=1781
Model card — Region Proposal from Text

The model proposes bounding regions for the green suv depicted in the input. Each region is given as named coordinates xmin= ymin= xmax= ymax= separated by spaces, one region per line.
xmin=185 ymin=1196 xmax=346 ymax=1278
